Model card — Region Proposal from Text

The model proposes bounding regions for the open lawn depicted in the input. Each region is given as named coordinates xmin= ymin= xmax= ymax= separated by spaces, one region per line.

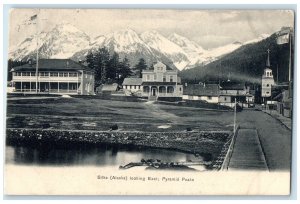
xmin=6 ymin=96 xmax=235 ymax=132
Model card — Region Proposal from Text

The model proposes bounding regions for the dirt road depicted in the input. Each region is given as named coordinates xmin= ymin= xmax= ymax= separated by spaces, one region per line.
xmin=236 ymin=109 xmax=291 ymax=171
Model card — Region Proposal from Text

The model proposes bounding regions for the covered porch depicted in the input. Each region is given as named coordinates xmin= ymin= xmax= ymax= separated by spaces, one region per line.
xmin=13 ymin=81 xmax=81 ymax=94
xmin=142 ymin=85 xmax=176 ymax=98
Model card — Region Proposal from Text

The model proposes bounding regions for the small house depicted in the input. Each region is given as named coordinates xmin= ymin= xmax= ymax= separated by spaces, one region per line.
xmin=219 ymin=81 xmax=253 ymax=108
xmin=182 ymin=83 xmax=219 ymax=104
xmin=122 ymin=78 xmax=143 ymax=96
xmin=96 ymin=83 xmax=119 ymax=94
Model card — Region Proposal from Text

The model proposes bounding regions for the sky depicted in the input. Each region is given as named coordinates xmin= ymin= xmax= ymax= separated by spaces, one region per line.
xmin=9 ymin=9 xmax=294 ymax=49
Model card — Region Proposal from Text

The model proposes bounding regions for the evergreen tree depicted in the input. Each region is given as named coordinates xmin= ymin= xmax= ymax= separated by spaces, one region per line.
xmin=86 ymin=52 xmax=95 ymax=70
xmin=7 ymin=59 xmax=27 ymax=81
xmin=134 ymin=58 xmax=147 ymax=78
xmin=98 ymin=47 xmax=110 ymax=84
xmin=119 ymin=57 xmax=132 ymax=81
xmin=108 ymin=52 xmax=120 ymax=81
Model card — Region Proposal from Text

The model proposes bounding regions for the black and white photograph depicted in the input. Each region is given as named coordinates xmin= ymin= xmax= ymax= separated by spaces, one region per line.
xmin=4 ymin=8 xmax=295 ymax=195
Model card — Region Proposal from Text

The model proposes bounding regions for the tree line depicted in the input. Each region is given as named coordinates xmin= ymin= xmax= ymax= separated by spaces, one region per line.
xmin=86 ymin=47 xmax=148 ymax=87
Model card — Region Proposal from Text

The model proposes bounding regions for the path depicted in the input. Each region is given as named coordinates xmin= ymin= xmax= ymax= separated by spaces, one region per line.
xmin=228 ymin=110 xmax=291 ymax=171
xmin=228 ymin=129 xmax=268 ymax=170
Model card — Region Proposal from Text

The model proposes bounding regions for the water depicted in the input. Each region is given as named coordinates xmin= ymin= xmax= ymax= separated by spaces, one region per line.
xmin=5 ymin=144 xmax=200 ymax=168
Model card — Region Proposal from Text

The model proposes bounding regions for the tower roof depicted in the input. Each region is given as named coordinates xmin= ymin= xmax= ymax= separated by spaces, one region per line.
xmin=266 ymin=49 xmax=271 ymax=68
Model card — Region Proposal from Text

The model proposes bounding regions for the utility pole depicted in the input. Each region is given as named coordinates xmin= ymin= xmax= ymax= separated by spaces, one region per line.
xmin=233 ymin=97 xmax=237 ymax=134
xmin=35 ymin=10 xmax=40 ymax=94
xmin=277 ymin=64 xmax=279 ymax=84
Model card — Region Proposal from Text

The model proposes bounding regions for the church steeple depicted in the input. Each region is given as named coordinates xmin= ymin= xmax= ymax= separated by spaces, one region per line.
xmin=266 ymin=49 xmax=271 ymax=68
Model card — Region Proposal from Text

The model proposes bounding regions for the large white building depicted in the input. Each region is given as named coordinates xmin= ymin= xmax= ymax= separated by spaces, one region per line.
xmin=123 ymin=62 xmax=183 ymax=100
xmin=10 ymin=59 xmax=94 ymax=95
xmin=141 ymin=62 xmax=183 ymax=100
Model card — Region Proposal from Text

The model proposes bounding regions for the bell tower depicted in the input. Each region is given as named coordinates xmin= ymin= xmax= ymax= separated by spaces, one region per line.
xmin=261 ymin=49 xmax=275 ymax=99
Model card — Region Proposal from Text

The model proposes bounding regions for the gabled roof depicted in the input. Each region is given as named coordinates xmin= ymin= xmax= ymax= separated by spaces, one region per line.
xmin=122 ymin=78 xmax=143 ymax=86
xmin=183 ymin=84 xmax=219 ymax=96
xmin=11 ymin=59 xmax=93 ymax=72
xmin=101 ymin=83 xmax=119 ymax=91
xmin=220 ymin=82 xmax=245 ymax=90
xmin=142 ymin=82 xmax=177 ymax=86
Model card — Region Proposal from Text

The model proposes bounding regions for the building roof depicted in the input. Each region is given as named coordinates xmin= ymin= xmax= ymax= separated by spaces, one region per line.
xmin=183 ymin=84 xmax=219 ymax=96
xmin=122 ymin=78 xmax=143 ymax=86
xmin=220 ymin=81 xmax=245 ymax=90
xmin=142 ymin=82 xmax=177 ymax=86
xmin=100 ymin=83 xmax=119 ymax=91
xmin=11 ymin=59 xmax=93 ymax=72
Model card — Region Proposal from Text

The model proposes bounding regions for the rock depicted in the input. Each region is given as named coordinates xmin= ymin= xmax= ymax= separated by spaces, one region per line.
xmin=110 ymin=124 xmax=118 ymax=130
xmin=186 ymin=127 xmax=192 ymax=132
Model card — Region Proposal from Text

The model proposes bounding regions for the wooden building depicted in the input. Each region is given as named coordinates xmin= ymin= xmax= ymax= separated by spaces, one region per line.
xmin=10 ymin=59 xmax=94 ymax=95
xmin=182 ymin=83 xmax=219 ymax=104
xmin=141 ymin=62 xmax=183 ymax=100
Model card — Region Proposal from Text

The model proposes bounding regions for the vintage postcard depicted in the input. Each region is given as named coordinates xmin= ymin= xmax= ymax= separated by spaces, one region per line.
xmin=4 ymin=8 xmax=294 ymax=195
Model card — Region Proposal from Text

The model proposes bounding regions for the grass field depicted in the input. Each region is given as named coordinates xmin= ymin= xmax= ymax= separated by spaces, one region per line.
xmin=6 ymin=96 xmax=235 ymax=132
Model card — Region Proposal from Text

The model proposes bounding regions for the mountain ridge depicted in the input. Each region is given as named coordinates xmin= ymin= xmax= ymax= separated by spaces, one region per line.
xmin=9 ymin=23 xmax=271 ymax=71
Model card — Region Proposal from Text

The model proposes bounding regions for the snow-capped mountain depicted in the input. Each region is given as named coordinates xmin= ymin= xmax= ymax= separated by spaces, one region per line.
xmin=140 ymin=31 xmax=190 ymax=70
xmin=9 ymin=23 xmax=271 ymax=71
xmin=9 ymin=32 xmax=48 ymax=60
xmin=197 ymin=41 xmax=243 ymax=65
xmin=243 ymin=34 xmax=270 ymax=45
xmin=168 ymin=33 xmax=270 ymax=70
xmin=168 ymin=33 xmax=206 ymax=67
xmin=73 ymin=29 xmax=164 ymax=68
xmin=10 ymin=23 xmax=90 ymax=61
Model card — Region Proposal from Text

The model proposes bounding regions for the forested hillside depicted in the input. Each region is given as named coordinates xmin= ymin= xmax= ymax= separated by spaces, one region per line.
xmin=179 ymin=33 xmax=294 ymax=84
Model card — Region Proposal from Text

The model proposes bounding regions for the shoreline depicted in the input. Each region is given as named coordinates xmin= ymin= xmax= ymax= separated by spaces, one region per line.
xmin=6 ymin=128 xmax=233 ymax=169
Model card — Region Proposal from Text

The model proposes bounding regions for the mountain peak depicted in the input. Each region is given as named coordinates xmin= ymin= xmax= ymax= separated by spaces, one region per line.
xmin=232 ymin=41 xmax=242 ymax=45
xmin=53 ymin=23 xmax=83 ymax=33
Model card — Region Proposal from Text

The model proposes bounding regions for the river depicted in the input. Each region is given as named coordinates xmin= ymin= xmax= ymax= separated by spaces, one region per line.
xmin=5 ymin=144 xmax=203 ymax=170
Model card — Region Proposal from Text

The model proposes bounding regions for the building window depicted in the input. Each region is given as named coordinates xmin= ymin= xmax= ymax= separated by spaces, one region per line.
xmin=266 ymin=92 xmax=270 ymax=94
xmin=64 ymin=73 xmax=68 ymax=77
xmin=69 ymin=72 xmax=77 ymax=77
xmin=208 ymin=96 xmax=212 ymax=100
xmin=147 ymin=75 xmax=150 ymax=81
xmin=31 ymin=72 xmax=36 ymax=76
xmin=224 ymin=97 xmax=227 ymax=101
xmin=50 ymin=72 xmax=58 ymax=77
xmin=170 ymin=76 xmax=173 ymax=82
xmin=163 ymin=76 xmax=166 ymax=82
xmin=159 ymin=86 xmax=166 ymax=93
xmin=59 ymin=73 xmax=63 ymax=77
xmin=266 ymin=84 xmax=269 ymax=87
xmin=154 ymin=74 xmax=157 ymax=81
xmin=40 ymin=72 xmax=49 ymax=77
xmin=130 ymin=85 xmax=132 ymax=89
xmin=179 ymin=87 xmax=182 ymax=91
xmin=167 ymin=86 xmax=174 ymax=93
xmin=143 ymin=86 xmax=150 ymax=93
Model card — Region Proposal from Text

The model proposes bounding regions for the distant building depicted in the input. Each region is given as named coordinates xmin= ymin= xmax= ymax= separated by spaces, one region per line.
xmin=182 ymin=83 xmax=219 ymax=103
xmin=261 ymin=50 xmax=275 ymax=100
xmin=10 ymin=59 xmax=94 ymax=95
xmin=123 ymin=62 xmax=183 ymax=100
xmin=96 ymin=83 xmax=119 ymax=94
xmin=122 ymin=78 xmax=143 ymax=96
xmin=219 ymin=81 xmax=254 ymax=108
